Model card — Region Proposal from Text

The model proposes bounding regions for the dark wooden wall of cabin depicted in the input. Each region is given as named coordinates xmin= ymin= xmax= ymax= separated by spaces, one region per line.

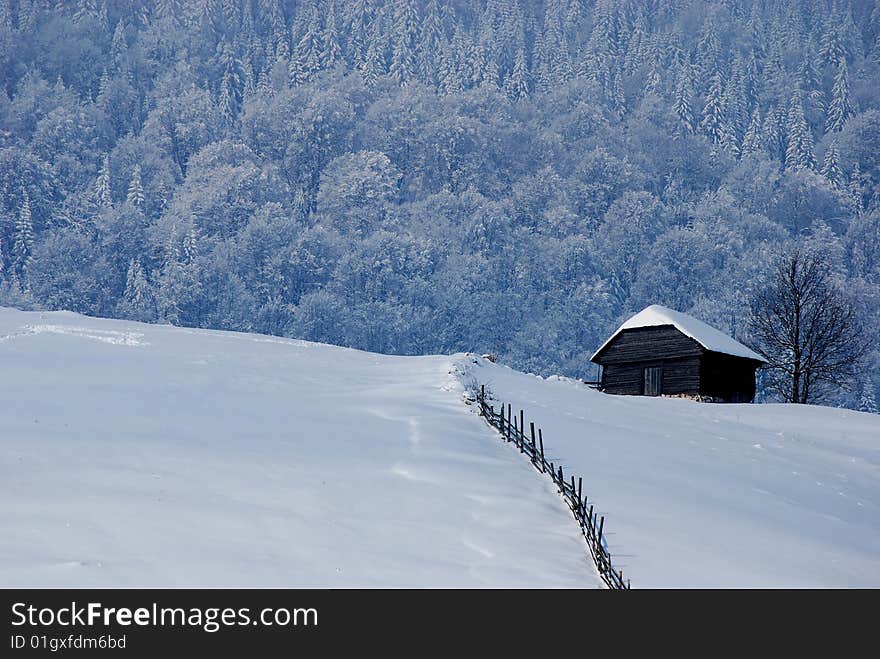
xmin=700 ymin=352 xmax=759 ymax=403
xmin=595 ymin=326 xmax=703 ymax=364
xmin=597 ymin=326 xmax=703 ymax=396
xmin=602 ymin=357 xmax=701 ymax=396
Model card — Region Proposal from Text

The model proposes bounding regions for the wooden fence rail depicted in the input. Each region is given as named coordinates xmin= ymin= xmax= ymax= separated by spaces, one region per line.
xmin=475 ymin=385 xmax=630 ymax=590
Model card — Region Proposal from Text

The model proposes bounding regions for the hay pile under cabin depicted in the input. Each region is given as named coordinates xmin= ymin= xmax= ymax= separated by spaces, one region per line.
xmin=590 ymin=305 xmax=766 ymax=403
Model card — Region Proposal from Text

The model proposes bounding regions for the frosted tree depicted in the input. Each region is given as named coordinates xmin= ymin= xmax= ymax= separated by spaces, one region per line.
xmin=582 ymin=0 xmax=619 ymax=88
xmin=609 ymin=70 xmax=625 ymax=117
xmin=127 ymin=164 xmax=145 ymax=208
xmin=217 ymin=69 xmax=237 ymax=124
xmin=13 ymin=188 xmax=34 ymax=277
xmin=481 ymin=50 xmax=500 ymax=90
xmin=820 ymin=142 xmax=843 ymax=188
xmin=322 ymin=4 xmax=342 ymax=69
xmin=241 ymin=53 xmax=257 ymax=101
xmin=858 ymin=381 xmax=879 ymax=414
xmin=740 ymin=108 xmax=764 ymax=157
xmin=95 ymin=154 xmax=112 ymax=208
xmin=845 ymin=164 xmax=865 ymax=216
xmin=288 ymin=49 xmax=308 ymax=86
xmin=469 ymin=43 xmax=487 ymax=88
xmin=623 ymin=12 xmax=648 ymax=74
xmin=546 ymin=19 xmax=573 ymax=87
xmin=74 ymin=0 xmax=102 ymax=24
xmin=700 ymin=71 xmax=726 ymax=147
xmin=761 ymin=103 xmax=787 ymax=162
xmin=362 ymin=23 xmax=386 ymax=88
xmin=346 ymin=0 xmax=374 ymax=69
xmin=296 ymin=11 xmax=324 ymax=79
xmin=784 ymin=94 xmax=815 ymax=171
xmin=504 ymin=47 xmax=529 ymax=101
xmin=418 ymin=0 xmax=443 ymax=84
xmin=262 ymin=0 xmax=288 ymax=59
xmin=696 ymin=13 xmax=720 ymax=75
xmin=154 ymin=0 xmax=181 ymax=23
xmin=438 ymin=38 xmax=463 ymax=95
xmin=122 ymin=259 xmax=155 ymax=321
xmin=825 ymin=58 xmax=852 ymax=133
xmin=673 ymin=64 xmax=695 ymax=134
xmin=214 ymin=41 xmax=244 ymax=124
xmin=645 ymin=62 xmax=662 ymax=96
xmin=723 ymin=58 xmax=747 ymax=137
xmin=183 ymin=223 xmax=199 ymax=264
xmin=390 ymin=0 xmax=419 ymax=84
xmin=798 ymin=47 xmax=822 ymax=97
xmin=818 ymin=22 xmax=846 ymax=68
xmin=97 ymin=67 xmax=111 ymax=101
xmin=719 ymin=117 xmax=740 ymax=158
xmin=110 ymin=20 xmax=128 ymax=76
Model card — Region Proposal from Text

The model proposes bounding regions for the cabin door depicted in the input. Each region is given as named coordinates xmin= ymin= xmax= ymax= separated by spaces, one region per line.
xmin=643 ymin=366 xmax=663 ymax=396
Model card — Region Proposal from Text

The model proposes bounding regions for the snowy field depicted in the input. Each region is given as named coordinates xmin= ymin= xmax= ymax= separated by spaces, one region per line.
xmin=472 ymin=359 xmax=880 ymax=587
xmin=2 ymin=307 xmax=878 ymax=588
xmin=0 ymin=308 xmax=598 ymax=587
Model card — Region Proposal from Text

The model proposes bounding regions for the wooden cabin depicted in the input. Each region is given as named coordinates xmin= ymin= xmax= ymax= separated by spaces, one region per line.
xmin=590 ymin=305 xmax=766 ymax=403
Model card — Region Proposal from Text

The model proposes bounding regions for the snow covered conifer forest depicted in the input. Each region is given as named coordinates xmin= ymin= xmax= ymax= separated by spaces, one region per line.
xmin=0 ymin=0 xmax=878 ymax=408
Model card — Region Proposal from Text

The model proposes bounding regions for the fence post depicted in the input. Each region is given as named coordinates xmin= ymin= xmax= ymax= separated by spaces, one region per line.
xmin=598 ymin=515 xmax=605 ymax=549
xmin=499 ymin=402 xmax=505 ymax=437
xmin=578 ymin=477 xmax=583 ymax=510
xmin=538 ymin=429 xmax=545 ymax=473
xmin=519 ymin=410 xmax=524 ymax=445
xmin=529 ymin=423 xmax=536 ymax=464
xmin=558 ymin=465 xmax=564 ymax=492
xmin=480 ymin=385 xmax=485 ymax=414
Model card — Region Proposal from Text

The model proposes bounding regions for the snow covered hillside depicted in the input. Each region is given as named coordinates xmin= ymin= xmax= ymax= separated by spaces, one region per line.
xmin=470 ymin=359 xmax=880 ymax=587
xmin=3 ymin=307 xmax=878 ymax=588
xmin=0 ymin=307 xmax=598 ymax=587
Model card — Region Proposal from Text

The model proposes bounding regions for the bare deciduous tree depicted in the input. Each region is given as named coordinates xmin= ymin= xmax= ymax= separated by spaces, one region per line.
xmin=748 ymin=249 xmax=866 ymax=404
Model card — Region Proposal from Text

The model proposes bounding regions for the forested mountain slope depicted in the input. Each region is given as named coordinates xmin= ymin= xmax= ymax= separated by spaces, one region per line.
xmin=0 ymin=1 xmax=878 ymax=407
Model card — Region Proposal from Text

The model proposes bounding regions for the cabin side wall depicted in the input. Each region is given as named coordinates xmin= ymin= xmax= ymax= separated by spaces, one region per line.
xmin=699 ymin=352 xmax=759 ymax=402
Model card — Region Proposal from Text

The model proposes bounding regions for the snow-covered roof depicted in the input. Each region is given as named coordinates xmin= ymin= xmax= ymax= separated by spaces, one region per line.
xmin=591 ymin=305 xmax=766 ymax=363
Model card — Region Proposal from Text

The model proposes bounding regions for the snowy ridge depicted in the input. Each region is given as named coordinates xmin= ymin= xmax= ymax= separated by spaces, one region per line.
xmin=591 ymin=304 xmax=765 ymax=362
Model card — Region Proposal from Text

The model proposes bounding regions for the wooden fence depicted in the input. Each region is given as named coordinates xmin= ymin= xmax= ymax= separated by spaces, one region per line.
xmin=476 ymin=385 xmax=630 ymax=590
